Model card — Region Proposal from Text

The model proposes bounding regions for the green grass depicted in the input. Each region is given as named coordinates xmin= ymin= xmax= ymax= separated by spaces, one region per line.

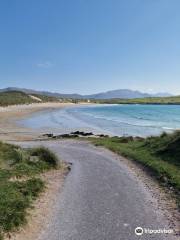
xmin=0 ymin=142 xmax=59 ymax=239
xmin=0 ymin=91 xmax=59 ymax=107
xmin=92 ymin=96 xmax=180 ymax=104
xmin=90 ymin=132 xmax=180 ymax=206
xmin=1 ymin=90 xmax=180 ymax=106
xmin=0 ymin=178 xmax=44 ymax=232
xmin=0 ymin=91 xmax=35 ymax=106
xmin=30 ymin=147 xmax=58 ymax=167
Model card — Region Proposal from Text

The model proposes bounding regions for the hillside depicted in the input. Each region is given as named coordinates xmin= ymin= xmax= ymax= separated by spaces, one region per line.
xmin=85 ymin=89 xmax=171 ymax=99
xmin=0 ymin=87 xmax=172 ymax=99
xmin=0 ymin=87 xmax=83 ymax=99
xmin=93 ymin=96 xmax=180 ymax=104
xmin=0 ymin=90 xmax=178 ymax=106
xmin=0 ymin=91 xmax=59 ymax=107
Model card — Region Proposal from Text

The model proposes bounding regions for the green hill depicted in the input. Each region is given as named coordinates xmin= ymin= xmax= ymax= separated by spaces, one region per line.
xmin=0 ymin=91 xmax=59 ymax=107
xmin=93 ymin=96 xmax=180 ymax=104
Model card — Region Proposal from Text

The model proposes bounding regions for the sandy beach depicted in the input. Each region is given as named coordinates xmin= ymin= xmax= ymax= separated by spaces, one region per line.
xmin=0 ymin=102 xmax=73 ymax=141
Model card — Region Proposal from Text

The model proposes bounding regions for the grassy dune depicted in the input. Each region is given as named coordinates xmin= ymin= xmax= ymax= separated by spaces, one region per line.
xmin=0 ymin=91 xmax=59 ymax=107
xmin=0 ymin=142 xmax=59 ymax=239
xmin=91 ymin=131 xmax=180 ymax=206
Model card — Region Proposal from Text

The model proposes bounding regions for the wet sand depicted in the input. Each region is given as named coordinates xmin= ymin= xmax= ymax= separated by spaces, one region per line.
xmin=0 ymin=102 xmax=73 ymax=141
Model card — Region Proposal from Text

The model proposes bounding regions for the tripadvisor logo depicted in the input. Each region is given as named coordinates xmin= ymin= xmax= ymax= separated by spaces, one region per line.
xmin=135 ymin=227 xmax=143 ymax=236
xmin=135 ymin=226 xmax=174 ymax=236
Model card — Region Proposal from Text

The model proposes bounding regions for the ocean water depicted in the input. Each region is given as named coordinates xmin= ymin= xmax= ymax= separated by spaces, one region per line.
xmin=20 ymin=104 xmax=180 ymax=137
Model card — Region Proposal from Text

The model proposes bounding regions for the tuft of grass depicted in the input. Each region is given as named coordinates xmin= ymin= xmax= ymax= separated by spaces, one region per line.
xmin=143 ymin=131 xmax=180 ymax=167
xmin=30 ymin=147 xmax=58 ymax=167
xmin=90 ymin=132 xmax=180 ymax=206
xmin=0 ymin=141 xmax=59 ymax=239
xmin=0 ymin=178 xmax=44 ymax=232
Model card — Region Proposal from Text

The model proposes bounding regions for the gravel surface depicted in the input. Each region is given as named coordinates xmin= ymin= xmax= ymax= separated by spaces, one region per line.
xmin=18 ymin=140 xmax=177 ymax=240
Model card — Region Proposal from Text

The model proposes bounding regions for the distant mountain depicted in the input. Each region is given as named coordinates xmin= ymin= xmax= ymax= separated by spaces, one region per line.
xmin=85 ymin=89 xmax=149 ymax=99
xmin=0 ymin=87 xmax=82 ymax=99
xmin=0 ymin=87 xmax=173 ymax=99
xmin=85 ymin=89 xmax=173 ymax=99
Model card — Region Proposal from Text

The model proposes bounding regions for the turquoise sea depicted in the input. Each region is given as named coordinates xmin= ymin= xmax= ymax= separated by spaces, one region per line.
xmin=20 ymin=104 xmax=180 ymax=137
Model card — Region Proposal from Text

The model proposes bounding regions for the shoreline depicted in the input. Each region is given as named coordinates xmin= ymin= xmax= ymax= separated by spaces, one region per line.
xmin=1 ymin=103 xmax=180 ymax=141
xmin=0 ymin=103 xmax=179 ymax=238
xmin=0 ymin=102 xmax=74 ymax=141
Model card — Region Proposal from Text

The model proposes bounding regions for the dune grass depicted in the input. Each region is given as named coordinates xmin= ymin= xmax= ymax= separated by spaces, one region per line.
xmin=0 ymin=142 xmax=59 ymax=239
xmin=0 ymin=91 xmax=35 ymax=106
xmin=0 ymin=91 xmax=59 ymax=107
xmin=90 ymin=131 xmax=180 ymax=206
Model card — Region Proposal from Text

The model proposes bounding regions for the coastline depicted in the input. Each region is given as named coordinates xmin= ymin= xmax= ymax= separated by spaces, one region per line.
xmin=0 ymin=103 xmax=179 ymax=239
xmin=0 ymin=102 xmax=74 ymax=141
xmin=2 ymin=103 xmax=180 ymax=140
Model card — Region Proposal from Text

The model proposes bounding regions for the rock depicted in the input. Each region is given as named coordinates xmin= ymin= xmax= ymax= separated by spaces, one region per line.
xmin=71 ymin=131 xmax=81 ymax=135
xmin=42 ymin=133 xmax=53 ymax=138
xmin=70 ymin=131 xmax=94 ymax=136
xmin=59 ymin=134 xmax=72 ymax=138
xmin=96 ymin=134 xmax=109 ymax=138
xmin=53 ymin=134 xmax=79 ymax=139
xmin=81 ymin=132 xmax=93 ymax=136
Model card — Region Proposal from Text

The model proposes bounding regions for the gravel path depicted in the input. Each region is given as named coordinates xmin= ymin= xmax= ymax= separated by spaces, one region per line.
xmin=18 ymin=140 xmax=176 ymax=240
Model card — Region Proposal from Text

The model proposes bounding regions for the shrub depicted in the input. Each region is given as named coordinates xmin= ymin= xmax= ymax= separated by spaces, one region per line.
xmin=30 ymin=147 xmax=58 ymax=167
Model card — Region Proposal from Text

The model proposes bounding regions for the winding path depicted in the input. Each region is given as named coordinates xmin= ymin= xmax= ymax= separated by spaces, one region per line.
xmin=19 ymin=140 xmax=174 ymax=240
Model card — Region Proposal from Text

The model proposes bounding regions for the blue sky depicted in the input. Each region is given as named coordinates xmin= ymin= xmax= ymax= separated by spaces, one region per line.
xmin=0 ymin=0 xmax=180 ymax=94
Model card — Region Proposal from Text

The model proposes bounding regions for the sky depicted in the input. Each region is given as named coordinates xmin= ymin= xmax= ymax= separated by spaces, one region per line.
xmin=0 ymin=0 xmax=180 ymax=94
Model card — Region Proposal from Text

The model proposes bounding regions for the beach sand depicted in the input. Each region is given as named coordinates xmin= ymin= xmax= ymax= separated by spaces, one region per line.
xmin=0 ymin=102 xmax=73 ymax=141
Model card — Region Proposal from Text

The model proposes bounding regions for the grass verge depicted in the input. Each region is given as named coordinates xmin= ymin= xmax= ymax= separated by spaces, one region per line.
xmin=90 ymin=131 xmax=180 ymax=207
xmin=0 ymin=142 xmax=59 ymax=239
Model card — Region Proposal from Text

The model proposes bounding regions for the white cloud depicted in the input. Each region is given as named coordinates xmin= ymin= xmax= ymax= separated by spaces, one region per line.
xmin=36 ymin=61 xmax=53 ymax=68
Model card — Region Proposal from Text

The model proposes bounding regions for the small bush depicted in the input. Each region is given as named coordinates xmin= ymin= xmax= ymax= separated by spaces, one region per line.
xmin=30 ymin=147 xmax=58 ymax=167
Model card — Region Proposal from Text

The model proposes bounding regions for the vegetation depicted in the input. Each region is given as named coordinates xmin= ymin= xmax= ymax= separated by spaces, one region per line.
xmin=92 ymin=96 xmax=180 ymax=104
xmin=0 ymin=91 xmax=35 ymax=106
xmin=0 ymin=142 xmax=59 ymax=239
xmin=0 ymin=91 xmax=60 ymax=106
xmin=2 ymin=90 xmax=180 ymax=106
xmin=32 ymin=93 xmax=59 ymax=102
xmin=90 ymin=131 xmax=180 ymax=206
